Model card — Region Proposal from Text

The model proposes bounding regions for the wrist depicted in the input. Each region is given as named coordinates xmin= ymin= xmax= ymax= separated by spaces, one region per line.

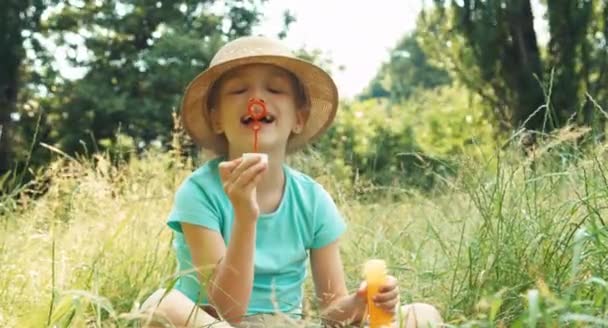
xmin=233 ymin=208 xmax=258 ymax=222
xmin=322 ymin=293 xmax=367 ymax=326
xmin=349 ymin=292 xmax=368 ymax=323
xmin=232 ymin=216 xmax=258 ymax=230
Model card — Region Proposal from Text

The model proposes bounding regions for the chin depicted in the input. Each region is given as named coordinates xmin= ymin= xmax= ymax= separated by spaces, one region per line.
xmin=254 ymin=141 xmax=288 ymax=153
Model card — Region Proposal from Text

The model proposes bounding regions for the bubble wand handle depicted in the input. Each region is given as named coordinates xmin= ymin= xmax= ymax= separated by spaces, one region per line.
xmin=247 ymin=98 xmax=267 ymax=153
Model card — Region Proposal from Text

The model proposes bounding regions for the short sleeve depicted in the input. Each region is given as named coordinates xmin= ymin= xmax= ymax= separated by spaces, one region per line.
xmin=310 ymin=186 xmax=347 ymax=249
xmin=167 ymin=179 xmax=221 ymax=234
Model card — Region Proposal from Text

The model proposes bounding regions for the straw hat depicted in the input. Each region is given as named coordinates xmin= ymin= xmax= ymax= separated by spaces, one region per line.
xmin=180 ymin=36 xmax=339 ymax=155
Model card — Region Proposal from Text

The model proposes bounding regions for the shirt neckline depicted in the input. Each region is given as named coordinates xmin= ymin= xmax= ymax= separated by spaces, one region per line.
xmin=258 ymin=164 xmax=289 ymax=219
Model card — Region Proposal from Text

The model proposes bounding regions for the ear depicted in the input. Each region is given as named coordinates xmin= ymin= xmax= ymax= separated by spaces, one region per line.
xmin=292 ymin=108 xmax=309 ymax=134
xmin=209 ymin=109 xmax=224 ymax=134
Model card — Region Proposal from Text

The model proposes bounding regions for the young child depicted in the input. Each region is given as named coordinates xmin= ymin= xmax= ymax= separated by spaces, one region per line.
xmin=141 ymin=36 xmax=442 ymax=328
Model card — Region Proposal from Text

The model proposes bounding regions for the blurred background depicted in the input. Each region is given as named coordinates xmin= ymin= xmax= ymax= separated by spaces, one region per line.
xmin=1 ymin=0 xmax=607 ymax=189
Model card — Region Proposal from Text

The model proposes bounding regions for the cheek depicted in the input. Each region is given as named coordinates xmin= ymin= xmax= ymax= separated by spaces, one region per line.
xmin=277 ymin=97 xmax=299 ymax=115
xmin=280 ymin=109 xmax=298 ymax=125
xmin=217 ymin=101 xmax=242 ymax=120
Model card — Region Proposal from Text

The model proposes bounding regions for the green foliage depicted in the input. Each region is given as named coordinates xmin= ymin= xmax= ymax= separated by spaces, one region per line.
xmin=421 ymin=0 xmax=608 ymax=134
xmin=360 ymin=32 xmax=451 ymax=102
xmin=419 ymin=1 xmax=547 ymax=131
xmin=314 ymin=85 xmax=496 ymax=190
xmin=294 ymin=47 xmax=342 ymax=76
xmin=408 ymin=85 xmax=496 ymax=158
xmin=315 ymin=98 xmax=437 ymax=189
xmin=11 ymin=0 xmax=265 ymax=175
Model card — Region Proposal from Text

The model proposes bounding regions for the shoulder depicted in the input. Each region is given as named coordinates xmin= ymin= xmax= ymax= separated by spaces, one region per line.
xmin=168 ymin=157 xmax=226 ymax=233
xmin=285 ymin=167 xmax=347 ymax=249
xmin=284 ymin=165 xmax=336 ymax=207
xmin=286 ymin=166 xmax=326 ymax=193
xmin=175 ymin=157 xmax=223 ymax=199
xmin=285 ymin=165 xmax=318 ymax=187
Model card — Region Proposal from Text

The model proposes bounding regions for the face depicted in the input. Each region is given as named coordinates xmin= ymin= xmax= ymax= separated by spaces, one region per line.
xmin=209 ymin=64 xmax=308 ymax=155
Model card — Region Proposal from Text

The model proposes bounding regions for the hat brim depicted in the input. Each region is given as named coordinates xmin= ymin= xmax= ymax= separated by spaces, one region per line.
xmin=181 ymin=55 xmax=339 ymax=155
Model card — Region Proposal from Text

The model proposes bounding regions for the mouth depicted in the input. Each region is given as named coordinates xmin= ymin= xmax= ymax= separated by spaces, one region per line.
xmin=240 ymin=114 xmax=276 ymax=126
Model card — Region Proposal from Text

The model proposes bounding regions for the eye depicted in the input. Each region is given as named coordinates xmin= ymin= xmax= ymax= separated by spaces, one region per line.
xmin=229 ymin=88 xmax=247 ymax=95
xmin=268 ymin=87 xmax=284 ymax=94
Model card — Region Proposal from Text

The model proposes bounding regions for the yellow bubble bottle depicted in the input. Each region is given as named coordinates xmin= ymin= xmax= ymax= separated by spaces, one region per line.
xmin=364 ymin=259 xmax=393 ymax=328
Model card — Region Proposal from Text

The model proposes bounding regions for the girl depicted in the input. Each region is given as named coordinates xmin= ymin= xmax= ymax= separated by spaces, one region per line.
xmin=141 ymin=36 xmax=442 ymax=328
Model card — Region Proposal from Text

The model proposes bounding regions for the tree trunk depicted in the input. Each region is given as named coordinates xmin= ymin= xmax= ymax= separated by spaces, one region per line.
xmin=546 ymin=0 xmax=593 ymax=127
xmin=601 ymin=2 xmax=608 ymax=140
xmin=0 ymin=0 xmax=24 ymax=174
xmin=505 ymin=0 xmax=547 ymax=131
xmin=454 ymin=0 xmax=547 ymax=132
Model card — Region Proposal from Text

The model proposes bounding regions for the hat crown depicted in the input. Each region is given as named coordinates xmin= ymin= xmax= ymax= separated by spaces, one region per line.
xmin=210 ymin=36 xmax=295 ymax=67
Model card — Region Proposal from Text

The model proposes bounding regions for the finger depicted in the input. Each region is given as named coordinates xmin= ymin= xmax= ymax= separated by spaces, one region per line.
xmin=224 ymin=162 xmax=265 ymax=197
xmin=220 ymin=157 xmax=243 ymax=169
xmin=373 ymin=288 xmax=399 ymax=303
xmin=375 ymin=298 xmax=399 ymax=313
xmin=239 ymin=166 xmax=267 ymax=195
xmin=219 ymin=158 xmax=242 ymax=180
xmin=219 ymin=159 xmax=244 ymax=192
xmin=219 ymin=161 xmax=237 ymax=173
xmin=233 ymin=161 xmax=267 ymax=188
xmin=219 ymin=157 xmax=243 ymax=171
xmin=245 ymin=169 xmax=265 ymax=191
xmin=356 ymin=281 xmax=367 ymax=300
xmin=230 ymin=156 xmax=261 ymax=182
xmin=378 ymin=276 xmax=398 ymax=293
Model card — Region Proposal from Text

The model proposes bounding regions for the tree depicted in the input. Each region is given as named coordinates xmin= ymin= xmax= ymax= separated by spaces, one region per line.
xmin=573 ymin=0 xmax=608 ymax=138
xmin=422 ymin=0 xmax=607 ymax=135
xmin=15 ymin=0 xmax=265 ymax=168
xmin=0 ymin=0 xmax=50 ymax=174
xmin=422 ymin=0 xmax=546 ymax=131
xmin=360 ymin=31 xmax=451 ymax=102
xmin=545 ymin=0 xmax=594 ymax=127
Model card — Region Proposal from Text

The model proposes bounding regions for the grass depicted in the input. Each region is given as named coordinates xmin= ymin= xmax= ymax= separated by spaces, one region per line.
xmin=1 ymin=136 xmax=607 ymax=327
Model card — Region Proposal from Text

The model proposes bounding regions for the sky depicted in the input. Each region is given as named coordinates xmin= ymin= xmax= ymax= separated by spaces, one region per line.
xmin=252 ymin=0 xmax=424 ymax=99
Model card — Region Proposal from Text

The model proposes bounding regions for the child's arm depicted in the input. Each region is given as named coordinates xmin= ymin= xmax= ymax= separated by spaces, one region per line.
xmin=182 ymin=156 xmax=266 ymax=324
xmin=310 ymin=240 xmax=367 ymax=326
xmin=182 ymin=218 xmax=256 ymax=324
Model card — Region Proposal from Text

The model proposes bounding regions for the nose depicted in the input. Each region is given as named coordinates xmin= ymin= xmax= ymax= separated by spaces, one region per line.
xmin=248 ymin=84 xmax=269 ymax=101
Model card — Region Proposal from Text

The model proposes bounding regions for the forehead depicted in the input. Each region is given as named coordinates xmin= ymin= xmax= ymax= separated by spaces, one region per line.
xmin=220 ymin=64 xmax=294 ymax=82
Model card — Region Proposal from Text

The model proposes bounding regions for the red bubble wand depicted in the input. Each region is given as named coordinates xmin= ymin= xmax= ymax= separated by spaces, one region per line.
xmin=247 ymin=98 xmax=267 ymax=153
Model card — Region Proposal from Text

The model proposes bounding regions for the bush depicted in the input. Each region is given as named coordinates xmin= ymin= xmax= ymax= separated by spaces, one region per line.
xmin=314 ymin=85 xmax=497 ymax=191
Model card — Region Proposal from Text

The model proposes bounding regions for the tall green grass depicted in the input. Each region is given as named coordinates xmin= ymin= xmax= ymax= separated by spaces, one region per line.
xmin=1 ymin=135 xmax=607 ymax=327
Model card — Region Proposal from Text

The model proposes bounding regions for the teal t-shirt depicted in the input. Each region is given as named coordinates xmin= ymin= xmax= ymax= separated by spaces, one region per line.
xmin=166 ymin=157 xmax=346 ymax=316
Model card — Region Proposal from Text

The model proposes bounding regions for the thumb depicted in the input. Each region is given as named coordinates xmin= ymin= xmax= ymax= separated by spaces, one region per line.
xmin=356 ymin=281 xmax=368 ymax=301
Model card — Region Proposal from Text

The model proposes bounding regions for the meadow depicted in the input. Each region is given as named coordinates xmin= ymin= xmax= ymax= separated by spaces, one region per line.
xmin=1 ymin=132 xmax=607 ymax=327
